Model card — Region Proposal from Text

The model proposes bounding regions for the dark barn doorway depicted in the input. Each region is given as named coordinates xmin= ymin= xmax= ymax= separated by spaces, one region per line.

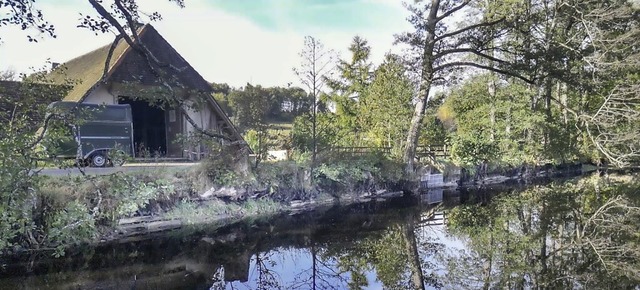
xmin=118 ymin=97 xmax=167 ymax=157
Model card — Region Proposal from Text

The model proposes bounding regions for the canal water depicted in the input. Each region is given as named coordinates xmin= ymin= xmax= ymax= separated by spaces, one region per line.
xmin=1 ymin=175 xmax=638 ymax=289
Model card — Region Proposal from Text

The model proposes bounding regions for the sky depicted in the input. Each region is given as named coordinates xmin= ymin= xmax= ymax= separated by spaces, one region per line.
xmin=0 ymin=0 xmax=411 ymax=88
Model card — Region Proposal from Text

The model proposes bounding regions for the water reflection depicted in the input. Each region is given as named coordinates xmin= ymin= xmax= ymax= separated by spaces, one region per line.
xmin=1 ymin=175 xmax=639 ymax=289
xmin=434 ymin=176 xmax=640 ymax=289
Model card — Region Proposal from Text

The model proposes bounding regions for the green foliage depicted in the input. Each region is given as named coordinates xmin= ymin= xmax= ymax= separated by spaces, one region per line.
xmin=359 ymin=54 xmax=414 ymax=152
xmin=0 ymin=204 xmax=19 ymax=252
xmin=244 ymin=125 xmax=291 ymax=167
xmin=419 ymin=114 xmax=448 ymax=147
xmin=441 ymin=74 xmax=585 ymax=166
xmin=444 ymin=174 xmax=640 ymax=288
xmin=291 ymin=49 xmax=416 ymax=157
xmin=319 ymin=36 xmax=374 ymax=147
xmin=315 ymin=162 xmax=373 ymax=185
xmin=291 ymin=113 xmax=341 ymax=152
xmin=113 ymin=179 xmax=171 ymax=218
xmin=223 ymin=83 xmax=310 ymax=126
xmin=194 ymin=155 xmax=239 ymax=188
xmin=254 ymin=160 xmax=309 ymax=193
xmin=167 ymin=198 xmax=284 ymax=225
xmin=167 ymin=199 xmax=231 ymax=223
xmin=366 ymin=226 xmax=413 ymax=288
xmin=314 ymin=157 xmax=366 ymax=184
xmin=229 ymin=84 xmax=304 ymax=165
xmin=313 ymin=153 xmax=404 ymax=194
xmin=228 ymin=83 xmax=270 ymax=132
xmin=244 ymin=129 xmax=262 ymax=154
xmin=239 ymin=198 xmax=283 ymax=216
xmin=325 ymin=36 xmax=373 ymax=97
xmin=449 ymin=134 xmax=498 ymax=166
xmin=0 ymin=75 xmax=86 ymax=255
xmin=45 ymin=201 xmax=95 ymax=257
xmin=392 ymin=0 xmax=640 ymax=168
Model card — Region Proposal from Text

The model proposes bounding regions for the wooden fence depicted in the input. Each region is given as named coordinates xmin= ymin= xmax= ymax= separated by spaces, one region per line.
xmin=322 ymin=144 xmax=450 ymax=160
xmin=324 ymin=146 xmax=392 ymax=156
xmin=416 ymin=144 xmax=450 ymax=161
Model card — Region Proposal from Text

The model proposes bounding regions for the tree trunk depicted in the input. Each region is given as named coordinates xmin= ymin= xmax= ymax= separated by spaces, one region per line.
xmin=506 ymin=94 xmax=512 ymax=136
xmin=311 ymin=245 xmax=317 ymax=290
xmin=559 ymin=82 xmax=568 ymax=124
xmin=254 ymin=130 xmax=262 ymax=169
xmin=312 ymin=82 xmax=318 ymax=165
xmin=404 ymin=216 xmax=425 ymax=290
xmin=404 ymin=89 xmax=431 ymax=173
xmin=544 ymin=78 xmax=553 ymax=121
xmin=482 ymin=234 xmax=494 ymax=290
xmin=403 ymin=0 xmax=440 ymax=173
xmin=486 ymin=18 xmax=497 ymax=142
xmin=543 ymin=78 xmax=553 ymax=149
xmin=488 ymin=79 xmax=497 ymax=142
xmin=310 ymin=79 xmax=318 ymax=183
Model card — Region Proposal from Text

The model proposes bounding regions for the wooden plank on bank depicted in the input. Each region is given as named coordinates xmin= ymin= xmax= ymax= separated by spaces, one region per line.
xmin=116 ymin=216 xmax=184 ymax=241
xmin=118 ymin=215 xmax=180 ymax=226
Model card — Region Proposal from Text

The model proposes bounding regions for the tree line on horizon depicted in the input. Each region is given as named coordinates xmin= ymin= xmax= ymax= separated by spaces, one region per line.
xmin=281 ymin=0 xmax=640 ymax=170
xmin=1 ymin=0 xmax=639 ymax=170
xmin=226 ymin=0 xmax=639 ymax=171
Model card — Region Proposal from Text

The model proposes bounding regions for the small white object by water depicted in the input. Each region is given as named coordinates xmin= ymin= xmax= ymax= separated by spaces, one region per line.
xmin=421 ymin=173 xmax=444 ymax=189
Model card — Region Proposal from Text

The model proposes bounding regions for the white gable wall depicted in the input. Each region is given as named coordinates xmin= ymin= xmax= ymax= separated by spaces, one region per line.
xmin=83 ymin=84 xmax=116 ymax=104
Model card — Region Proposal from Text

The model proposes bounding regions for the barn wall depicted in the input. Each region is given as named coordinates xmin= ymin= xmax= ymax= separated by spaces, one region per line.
xmin=80 ymin=83 xmax=225 ymax=160
xmin=183 ymin=101 xmax=216 ymax=160
xmin=83 ymin=85 xmax=115 ymax=104
xmin=164 ymin=106 xmax=182 ymax=158
xmin=185 ymin=102 xmax=215 ymax=133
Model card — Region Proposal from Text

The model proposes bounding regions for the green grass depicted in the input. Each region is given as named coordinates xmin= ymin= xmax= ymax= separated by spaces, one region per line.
xmin=269 ymin=121 xmax=293 ymax=132
xmin=166 ymin=198 xmax=286 ymax=225
xmin=36 ymin=158 xmax=78 ymax=169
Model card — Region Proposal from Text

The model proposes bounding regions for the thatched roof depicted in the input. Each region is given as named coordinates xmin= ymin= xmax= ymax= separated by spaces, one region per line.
xmin=45 ymin=24 xmax=244 ymax=143
xmin=47 ymin=24 xmax=219 ymax=101
xmin=45 ymin=35 xmax=130 ymax=102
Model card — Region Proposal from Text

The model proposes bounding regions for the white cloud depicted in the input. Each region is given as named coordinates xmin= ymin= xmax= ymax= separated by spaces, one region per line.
xmin=0 ymin=0 xmax=411 ymax=88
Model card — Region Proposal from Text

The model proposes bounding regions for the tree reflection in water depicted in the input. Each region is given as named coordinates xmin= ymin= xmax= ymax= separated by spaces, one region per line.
xmin=230 ymin=175 xmax=640 ymax=289
xmin=1 ymin=175 xmax=638 ymax=289
xmin=439 ymin=175 xmax=640 ymax=289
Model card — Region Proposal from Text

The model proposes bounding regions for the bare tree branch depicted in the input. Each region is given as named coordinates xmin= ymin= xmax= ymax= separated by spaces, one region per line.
xmin=434 ymin=61 xmax=534 ymax=84
xmin=436 ymin=0 xmax=472 ymax=22
xmin=434 ymin=18 xmax=504 ymax=43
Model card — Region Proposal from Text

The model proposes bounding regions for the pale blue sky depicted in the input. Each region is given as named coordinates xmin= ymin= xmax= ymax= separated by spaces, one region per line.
xmin=0 ymin=0 xmax=410 ymax=87
xmin=206 ymin=0 xmax=404 ymax=31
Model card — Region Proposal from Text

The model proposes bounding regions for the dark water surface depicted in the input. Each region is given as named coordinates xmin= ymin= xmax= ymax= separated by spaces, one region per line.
xmin=1 ymin=176 xmax=639 ymax=289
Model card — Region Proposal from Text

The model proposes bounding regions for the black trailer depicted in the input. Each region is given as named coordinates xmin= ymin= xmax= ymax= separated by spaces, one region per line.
xmin=46 ymin=102 xmax=134 ymax=167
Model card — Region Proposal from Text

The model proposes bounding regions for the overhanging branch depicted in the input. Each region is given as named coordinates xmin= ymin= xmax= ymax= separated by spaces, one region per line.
xmin=433 ymin=61 xmax=534 ymax=84
xmin=434 ymin=47 xmax=509 ymax=64
xmin=87 ymin=0 xmax=135 ymax=47
xmin=102 ymin=34 xmax=124 ymax=82
xmin=436 ymin=0 xmax=472 ymax=22
xmin=434 ymin=18 xmax=504 ymax=43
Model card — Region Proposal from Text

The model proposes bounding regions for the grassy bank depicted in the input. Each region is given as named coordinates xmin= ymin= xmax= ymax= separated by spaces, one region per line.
xmin=0 ymin=151 xmax=408 ymax=257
